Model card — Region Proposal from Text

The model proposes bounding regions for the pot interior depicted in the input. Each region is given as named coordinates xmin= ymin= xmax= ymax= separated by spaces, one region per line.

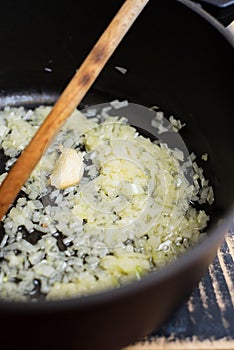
xmin=0 ymin=0 xmax=233 ymax=280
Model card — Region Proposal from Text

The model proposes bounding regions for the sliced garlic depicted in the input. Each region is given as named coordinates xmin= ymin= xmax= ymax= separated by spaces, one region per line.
xmin=50 ymin=148 xmax=84 ymax=189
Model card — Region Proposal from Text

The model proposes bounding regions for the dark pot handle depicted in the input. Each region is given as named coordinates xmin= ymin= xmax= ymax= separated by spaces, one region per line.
xmin=191 ymin=0 xmax=234 ymax=25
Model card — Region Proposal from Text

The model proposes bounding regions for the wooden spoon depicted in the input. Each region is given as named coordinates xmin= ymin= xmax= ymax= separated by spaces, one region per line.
xmin=0 ymin=0 xmax=149 ymax=220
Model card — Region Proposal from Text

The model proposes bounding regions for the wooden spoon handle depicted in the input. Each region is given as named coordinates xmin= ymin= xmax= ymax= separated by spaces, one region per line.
xmin=0 ymin=0 xmax=149 ymax=220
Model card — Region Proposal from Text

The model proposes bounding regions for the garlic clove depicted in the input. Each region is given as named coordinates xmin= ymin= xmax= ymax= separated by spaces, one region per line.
xmin=50 ymin=148 xmax=84 ymax=189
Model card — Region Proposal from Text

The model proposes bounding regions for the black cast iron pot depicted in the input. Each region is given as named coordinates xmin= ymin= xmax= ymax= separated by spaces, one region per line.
xmin=0 ymin=1 xmax=233 ymax=349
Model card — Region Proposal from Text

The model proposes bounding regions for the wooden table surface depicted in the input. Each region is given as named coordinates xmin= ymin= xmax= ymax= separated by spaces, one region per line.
xmin=124 ymin=21 xmax=234 ymax=350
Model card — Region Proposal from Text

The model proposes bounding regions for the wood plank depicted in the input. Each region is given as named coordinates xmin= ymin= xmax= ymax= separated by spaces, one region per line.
xmin=125 ymin=339 xmax=234 ymax=350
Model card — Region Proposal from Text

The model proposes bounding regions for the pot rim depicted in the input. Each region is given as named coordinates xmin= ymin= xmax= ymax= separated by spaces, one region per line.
xmin=182 ymin=0 xmax=234 ymax=46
